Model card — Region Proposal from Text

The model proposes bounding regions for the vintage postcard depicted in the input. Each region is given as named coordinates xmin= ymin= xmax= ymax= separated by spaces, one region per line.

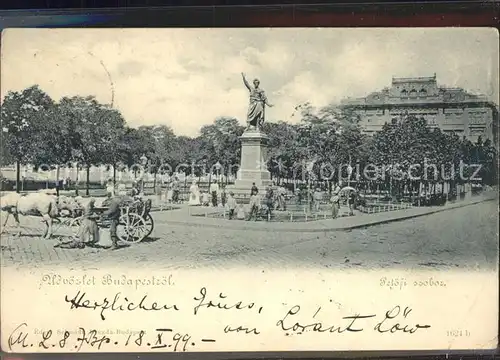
xmin=0 ymin=27 xmax=498 ymax=353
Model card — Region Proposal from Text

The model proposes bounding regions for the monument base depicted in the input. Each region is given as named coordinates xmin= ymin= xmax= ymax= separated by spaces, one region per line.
xmin=226 ymin=128 xmax=275 ymax=203
xmin=227 ymin=180 xmax=274 ymax=203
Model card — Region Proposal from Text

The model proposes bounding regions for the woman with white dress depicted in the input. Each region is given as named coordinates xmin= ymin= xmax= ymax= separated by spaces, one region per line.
xmin=188 ymin=180 xmax=201 ymax=206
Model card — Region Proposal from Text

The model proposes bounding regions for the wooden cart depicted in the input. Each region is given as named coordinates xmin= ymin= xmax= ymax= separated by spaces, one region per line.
xmin=67 ymin=198 xmax=154 ymax=244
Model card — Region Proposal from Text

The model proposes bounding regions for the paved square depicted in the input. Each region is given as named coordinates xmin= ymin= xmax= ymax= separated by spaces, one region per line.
xmin=1 ymin=201 xmax=498 ymax=271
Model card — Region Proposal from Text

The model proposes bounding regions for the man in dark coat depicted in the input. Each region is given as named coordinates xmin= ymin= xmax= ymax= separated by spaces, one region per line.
xmin=348 ymin=191 xmax=356 ymax=216
xmin=101 ymin=196 xmax=122 ymax=250
xmin=250 ymin=182 xmax=258 ymax=196
xmin=264 ymin=185 xmax=274 ymax=219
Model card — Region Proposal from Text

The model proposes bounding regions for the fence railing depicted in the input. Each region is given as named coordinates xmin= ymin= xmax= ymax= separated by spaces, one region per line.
xmin=357 ymin=202 xmax=414 ymax=214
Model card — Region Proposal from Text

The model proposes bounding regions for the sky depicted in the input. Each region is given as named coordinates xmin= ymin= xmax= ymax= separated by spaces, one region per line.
xmin=1 ymin=28 xmax=498 ymax=137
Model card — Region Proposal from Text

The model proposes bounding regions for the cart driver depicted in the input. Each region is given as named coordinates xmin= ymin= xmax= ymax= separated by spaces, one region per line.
xmin=101 ymin=195 xmax=122 ymax=250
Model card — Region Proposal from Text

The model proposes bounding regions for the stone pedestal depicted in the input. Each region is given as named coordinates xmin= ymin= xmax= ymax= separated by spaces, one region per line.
xmin=227 ymin=129 xmax=273 ymax=201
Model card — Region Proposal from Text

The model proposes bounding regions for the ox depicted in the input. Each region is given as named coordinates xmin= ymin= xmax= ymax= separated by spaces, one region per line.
xmin=0 ymin=192 xmax=74 ymax=239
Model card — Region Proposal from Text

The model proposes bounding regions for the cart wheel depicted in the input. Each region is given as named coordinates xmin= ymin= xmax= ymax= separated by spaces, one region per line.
xmin=117 ymin=213 xmax=147 ymax=243
xmin=144 ymin=213 xmax=154 ymax=238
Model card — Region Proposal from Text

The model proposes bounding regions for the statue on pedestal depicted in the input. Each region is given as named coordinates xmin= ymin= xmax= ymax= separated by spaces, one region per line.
xmin=241 ymin=72 xmax=274 ymax=131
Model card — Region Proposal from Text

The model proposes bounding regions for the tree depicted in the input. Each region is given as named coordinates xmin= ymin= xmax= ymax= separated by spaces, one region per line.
xmin=1 ymin=85 xmax=54 ymax=192
xmin=130 ymin=125 xmax=177 ymax=191
xmin=370 ymin=115 xmax=437 ymax=198
xmin=264 ymin=121 xmax=299 ymax=183
xmin=292 ymin=103 xmax=337 ymax=183
xmin=31 ymin=103 xmax=80 ymax=186
xmin=291 ymin=103 xmax=367 ymax=186
xmin=60 ymin=96 xmax=126 ymax=195
xmin=171 ymin=135 xmax=203 ymax=176
xmin=471 ymin=137 xmax=497 ymax=185
xmin=121 ymin=127 xmax=155 ymax=168
xmin=199 ymin=116 xmax=244 ymax=180
xmin=145 ymin=124 xmax=177 ymax=173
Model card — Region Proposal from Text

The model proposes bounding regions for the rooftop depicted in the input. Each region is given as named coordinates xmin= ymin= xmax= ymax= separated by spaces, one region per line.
xmin=392 ymin=74 xmax=437 ymax=84
xmin=340 ymin=74 xmax=496 ymax=107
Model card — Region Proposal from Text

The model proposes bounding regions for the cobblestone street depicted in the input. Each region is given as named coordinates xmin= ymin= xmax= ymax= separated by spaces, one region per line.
xmin=1 ymin=200 xmax=498 ymax=271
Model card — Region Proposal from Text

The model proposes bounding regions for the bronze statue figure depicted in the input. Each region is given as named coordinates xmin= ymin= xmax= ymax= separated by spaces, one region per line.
xmin=241 ymin=72 xmax=274 ymax=130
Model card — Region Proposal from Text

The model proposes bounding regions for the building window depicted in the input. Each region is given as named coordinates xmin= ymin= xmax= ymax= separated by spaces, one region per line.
xmin=401 ymin=89 xmax=407 ymax=97
xmin=419 ymin=89 xmax=427 ymax=97
xmin=409 ymin=89 xmax=417 ymax=97
xmin=470 ymin=128 xmax=485 ymax=136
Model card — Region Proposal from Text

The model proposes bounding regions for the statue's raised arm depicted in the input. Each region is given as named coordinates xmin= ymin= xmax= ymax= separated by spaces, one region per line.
xmin=241 ymin=72 xmax=251 ymax=91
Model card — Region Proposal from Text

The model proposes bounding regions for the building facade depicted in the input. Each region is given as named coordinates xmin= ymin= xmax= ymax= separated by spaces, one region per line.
xmin=340 ymin=74 xmax=498 ymax=144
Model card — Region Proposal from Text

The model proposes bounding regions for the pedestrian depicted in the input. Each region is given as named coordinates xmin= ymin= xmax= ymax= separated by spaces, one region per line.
xmin=297 ymin=186 xmax=303 ymax=205
xmin=265 ymin=185 xmax=274 ymax=219
xmin=101 ymin=195 xmax=122 ymax=250
xmin=201 ymin=191 xmax=210 ymax=206
xmin=278 ymin=185 xmax=287 ymax=211
xmin=313 ymin=188 xmax=323 ymax=212
xmin=210 ymin=180 xmax=219 ymax=207
xmin=172 ymin=177 xmax=180 ymax=203
xmin=188 ymin=180 xmax=201 ymax=206
xmin=227 ymin=191 xmax=237 ymax=219
xmin=247 ymin=187 xmax=260 ymax=221
xmin=250 ymin=182 xmax=258 ymax=197
xmin=221 ymin=185 xmax=227 ymax=207
xmin=348 ymin=190 xmax=356 ymax=216
xmin=331 ymin=190 xmax=340 ymax=219
xmin=308 ymin=187 xmax=314 ymax=212
xmin=166 ymin=181 xmax=173 ymax=203
xmin=106 ymin=178 xmax=115 ymax=197
xmin=236 ymin=204 xmax=246 ymax=220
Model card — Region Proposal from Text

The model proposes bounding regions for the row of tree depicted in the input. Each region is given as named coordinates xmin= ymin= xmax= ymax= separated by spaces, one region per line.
xmin=1 ymin=85 xmax=497 ymax=195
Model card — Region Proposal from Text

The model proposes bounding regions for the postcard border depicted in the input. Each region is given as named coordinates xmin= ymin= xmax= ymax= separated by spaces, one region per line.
xmin=0 ymin=1 xmax=498 ymax=359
